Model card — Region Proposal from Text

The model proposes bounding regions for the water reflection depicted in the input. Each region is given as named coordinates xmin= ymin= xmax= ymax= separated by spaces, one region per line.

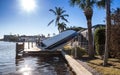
xmin=0 ymin=41 xmax=16 ymax=75
xmin=19 ymin=65 xmax=32 ymax=75
xmin=15 ymin=56 xmax=70 ymax=75
xmin=0 ymin=41 xmax=73 ymax=75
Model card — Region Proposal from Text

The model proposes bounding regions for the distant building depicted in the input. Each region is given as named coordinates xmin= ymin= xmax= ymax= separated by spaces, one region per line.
xmin=4 ymin=35 xmax=18 ymax=41
xmin=4 ymin=35 xmax=46 ymax=42
xmin=19 ymin=35 xmax=46 ymax=42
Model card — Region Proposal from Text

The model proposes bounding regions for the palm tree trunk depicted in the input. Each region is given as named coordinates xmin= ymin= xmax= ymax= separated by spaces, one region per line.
xmin=103 ymin=0 xmax=111 ymax=66
xmin=87 ymin=19 xmax=94 ymax=58
xmin=84 ymin=7 xmax=94 ymax=58
xmin=58 ymin=27 xmax=61 ymax=33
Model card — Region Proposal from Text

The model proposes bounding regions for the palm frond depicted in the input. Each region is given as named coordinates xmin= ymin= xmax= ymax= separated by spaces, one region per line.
xmin=96 ymin=0 xmax=105 ymax=8
xmin=49 ymin=9 xmax=56 ymax=15
xmin=69 ymin=0 xmax=77 ymax=6
xmin=61 ymin=10 xmax=66 ymax=14
xmin=81 ymin=0 xmax=86 ymax=9
xmin=62 ymin=22 xmax=67 ymax=27
xmin=70 ymin=0 xmax=97 ymax=10
xmin=48 ymin=19 xmax=54 ymax=26
xmin=55 ymin=7 xmax=59 ymax=15
xmin=61 ymin=16 xmax=69 ymax=22
xmin=62 ymin=14 xmax=69 ymax=17
xmin=56 ymin=7 xmax=61 ymax=15
xmin=80 ymin=3 xmax=85 ymax=9
xmin=89 ymin=0 xmax=96 ymax=7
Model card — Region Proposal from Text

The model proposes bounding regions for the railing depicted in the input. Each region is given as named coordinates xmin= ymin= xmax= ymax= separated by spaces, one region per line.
xmin=78 ymin=42 xmax=88 ymax=50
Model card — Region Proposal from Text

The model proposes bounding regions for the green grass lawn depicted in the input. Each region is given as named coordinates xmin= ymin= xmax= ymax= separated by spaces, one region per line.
xmin=86 ymin=57 xmax=120 ymax=75
xmin=64 ymin=45 xmax=120 ymax=75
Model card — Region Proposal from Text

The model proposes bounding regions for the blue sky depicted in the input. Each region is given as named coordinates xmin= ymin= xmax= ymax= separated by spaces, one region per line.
xmin=0 ymin=0 xmax=120 ymax=38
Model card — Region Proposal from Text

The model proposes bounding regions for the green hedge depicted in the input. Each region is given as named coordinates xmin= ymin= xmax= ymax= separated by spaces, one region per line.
xmin=64 ymin=46 xmax=86 ymax=58
xmin=94 ymin=27 xmax=105 ymax=56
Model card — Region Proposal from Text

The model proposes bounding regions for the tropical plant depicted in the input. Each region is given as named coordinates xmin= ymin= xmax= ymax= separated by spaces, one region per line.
xmin=64 ymin=46 xmax=86 ymax=58
xmin=69 ymin=0 xmax=111 ymax=66
xmin=48 ymin=7 xmax=69 ymax=33
xmin=103 ymin=0 xmax=111 ymax=66
xmin=69 ymin=0 xmax=107 ymax=58
xmin=58 ymin=22 xmax=67 ymax=32
xmin=69 ymin=0 xmax=97 ymax=58
xmin=94 ymin=27 xmax=105 ymax=58
xmin=93 ymin=0 xmax=111 ymax=66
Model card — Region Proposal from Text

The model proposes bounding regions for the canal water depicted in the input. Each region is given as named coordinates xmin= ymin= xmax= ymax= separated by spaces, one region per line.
xmin=0 ymin=41 xmax=73 ymax=75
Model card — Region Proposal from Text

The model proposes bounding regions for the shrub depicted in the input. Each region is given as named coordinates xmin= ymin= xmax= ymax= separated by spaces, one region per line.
xmin=63 ymin=45 xmax=72 ymax=55
xmin=94 ymin=27 xmax=105 ymax=56
xmin=64 ymin=46 xmax=86 ymax=58
xmin=72 ymin=47 xmax=86 ymax=58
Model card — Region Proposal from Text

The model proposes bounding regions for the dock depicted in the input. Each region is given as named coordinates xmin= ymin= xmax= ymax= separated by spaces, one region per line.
xmin=16 ymin=42 xmax=93 ymax=75
xmin=16 ymin=42 xmax=62 ymax=57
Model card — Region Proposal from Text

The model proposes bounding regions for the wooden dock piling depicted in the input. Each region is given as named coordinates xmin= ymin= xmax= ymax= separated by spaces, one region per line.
xmin=16 ymin=42 xmax=24 ymax=59
xmin=28 ymin=42 xmax=30 ymax=49
xmin=31 ymin=42 xmax=33 ymax=48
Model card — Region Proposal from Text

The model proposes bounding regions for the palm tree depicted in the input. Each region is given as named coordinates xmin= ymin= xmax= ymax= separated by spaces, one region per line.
xmin=103 ymin=0 xmax=111 ymax=66
xmin=70 ymin=0 xmax=95 ymax=58
xmin=94 ymin=0 xmax=112 ymax=66
xmin=70 ymin=0 xmax=111 ymax=65
xmin=48 ymin=7 xmax=69 ymax=33
xmin=69 ymin=0 xmax=108 ymax=58
xmin=58 ymin=22 xmax=67 ymax=32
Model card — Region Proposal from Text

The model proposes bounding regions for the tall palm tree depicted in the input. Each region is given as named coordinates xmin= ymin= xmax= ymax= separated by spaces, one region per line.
xmin=70 ymin=0 xmax=96 ymax=58
xmin=48 ymin=7 xmax=69 ymax=33
xmin=70 ymin=0 xmax=107 ymax=58
xmin=58 ymin=22 xmax=67 ymax=32
xmin=103 ymin=0 xmax=111 ymax=66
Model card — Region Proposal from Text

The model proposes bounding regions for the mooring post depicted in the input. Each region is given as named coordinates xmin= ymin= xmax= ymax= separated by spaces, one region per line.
xmin=23 ymin=42 xmax=25 ymax=49
xmin=28 ymin=42 xmax=30 ymax=49
xmin=32 ymin=42 xmax=33 ymax=48
xmin=16 ymin=42 xmax=24 ymax=59
xmin=16 ymin=43 xmax=18 ymax=59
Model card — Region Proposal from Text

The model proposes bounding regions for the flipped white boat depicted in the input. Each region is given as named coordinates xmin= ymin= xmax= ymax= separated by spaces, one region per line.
xmin=41 ymin=30 xmax=78 ymax=51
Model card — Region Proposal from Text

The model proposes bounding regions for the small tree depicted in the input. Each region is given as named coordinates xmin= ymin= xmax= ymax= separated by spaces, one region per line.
xmin=94 ymin=27 xmax=105 ymax=58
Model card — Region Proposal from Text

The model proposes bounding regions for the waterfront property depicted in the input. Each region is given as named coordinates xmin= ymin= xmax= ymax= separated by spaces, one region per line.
xmin=15 ymin=30 xmax=94 ymax=75
xmin=15 ymin=41 xmax=93 ymax=75
xmin=0 ymin=41 xmax=74 ymax=75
